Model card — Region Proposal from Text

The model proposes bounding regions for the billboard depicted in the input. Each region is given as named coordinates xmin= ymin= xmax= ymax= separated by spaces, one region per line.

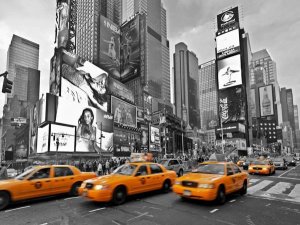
xmin=140 ymin=124 xmax=149 ymax=151
xmin=29 ymin=100 xmax=41 ymax=155
xmin=37 ymin=125 xmax=49 ymax=154
xmin=216 ymin=28 xmax=240 ymax=59
xmin=49 ymin=48 xmax=62 ymax=96
xmin=107 ymin=76 xmax=134 ymax=103
xmin=111 ymin=96 xmax=137 ymax=128
xmin=120 ymin=16 xmax=140 ymax=81
xmin=250 ymin=88 xmax=257 ymax=117
xmin=150 ymin=126 xmax=160 ymax=151
xmin=61 ymin=49 xmax=109 ymax=112
xmin=53 ymin=96 xmax=114 ymax=152
xmin=113 ymin=130 xmax=131 ymax=157
xmin=49 ymin=124 xmax=75 ymax=152
xmin=99 ymin=15 xmax=121 ymax=79
xmin=217 ymin=6 xmax=239 ymax=30
xmin=139 ymin=13 xmax=147 ymax=84
xmin=217 ymin=54 xmax=242 ymax=90
xmin=219 ymin=86 xmax=246 ymax=123
xmin=259 ymin=85 xmax=274 ymax=117
xmin=55 ymin=0 xmax=70 ymax=48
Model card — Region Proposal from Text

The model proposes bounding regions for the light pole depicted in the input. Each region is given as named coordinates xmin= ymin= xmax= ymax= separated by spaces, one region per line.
xmin=99 ymin=122 xmax=105 ymax=161
xmin=219 ymin=105 xmax=225 ymax=154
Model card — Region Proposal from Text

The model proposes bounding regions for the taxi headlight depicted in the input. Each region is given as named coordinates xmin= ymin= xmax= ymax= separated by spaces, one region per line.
xmin=175 ymin=181 xmax=181 ymax=185
xmin=198 ymin=183 xmax=215 ymax=189
xmin=94 ymin=184 xmax=109 ymax=190
xmin=249 ymin=167 xmax=253 ymax=170
xmin=263 ymin=168 xmax=268 ymax=170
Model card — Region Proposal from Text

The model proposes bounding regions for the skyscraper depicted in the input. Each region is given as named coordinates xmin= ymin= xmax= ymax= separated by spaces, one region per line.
xmin=6 ymin=35 xmax=39 ymax=98
xmin=173 ymin=42 xmax=200 ymax=129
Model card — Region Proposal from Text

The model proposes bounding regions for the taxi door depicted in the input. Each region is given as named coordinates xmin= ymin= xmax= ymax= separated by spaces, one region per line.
xmin=52 ymin=167 xmax=76 ymax=194
xmin=148 ymin=164 xmax=165 ymax=190
xmin=130 ymin=164 xmax=153 ymax=194
xmin=224 ymin=164 xmax=237 ymax=194
xmin=17 ymin=167 xmax=53 ymax=200
xmin=231 ymin=164 xmax=244 ymax=191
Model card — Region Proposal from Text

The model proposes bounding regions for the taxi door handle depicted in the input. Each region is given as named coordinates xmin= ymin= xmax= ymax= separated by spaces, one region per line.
xmin=70 ymin=177 xmax=74 ymax=180
xmin=147 ymin=177 xmax=151 ymax=179
xmin=161 ymin=175 xmax=165 ymax=177
xmin=45 ymin=180 xmax=51 ymax=183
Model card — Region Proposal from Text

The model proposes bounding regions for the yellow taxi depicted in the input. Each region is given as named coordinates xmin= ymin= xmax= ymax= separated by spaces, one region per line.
xmin=248 ymin=160 xmax=275 ymax=175
xmin=0 ymin=165 xmax=96 ymax=210
xmin=237 ymin=160 xmax=245 ymax=167
xmin=172 ymin=161 xmax=248 ymax=204
xmin=79 ymin=162 xmax=177 ymax=205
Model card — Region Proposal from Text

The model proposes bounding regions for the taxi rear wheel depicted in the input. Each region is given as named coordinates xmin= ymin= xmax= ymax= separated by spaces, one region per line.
xmin=0 ymin=191 xmax=10 ymax=210
xmin=69 ymin=182 xmax=81 ymax=196
xmin=112 ymin=186 xmax=127 ymax=205
xmin=240 ymin=181 xmax=247 ymax=195
xmin=216 ymin=186 xmax=226 ymax=204
xmin=162 ymin=180 xmax=171 ymax=193
xmin=178 ymin=169 xmax=183 ymax=177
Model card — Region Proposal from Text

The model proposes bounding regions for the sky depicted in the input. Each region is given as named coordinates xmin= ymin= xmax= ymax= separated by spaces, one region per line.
xmin=0 ymin=0 xmax=300 ymax=119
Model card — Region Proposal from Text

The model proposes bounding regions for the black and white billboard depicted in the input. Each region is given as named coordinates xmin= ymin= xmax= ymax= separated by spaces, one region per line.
xmin=49 ymin=124 xmax=75 ymax=152
xmin=259 ymin=85 xmax=274 ymax=117
xmin=217 ymin=6 xmax=239 ymax=30
xmin=216 ymin=28 xmax=240 ymax=59
xmin=217 ymin=54 xmax=242 ymax=90
xmin=37 ymin=125 xmax=49 ymax=154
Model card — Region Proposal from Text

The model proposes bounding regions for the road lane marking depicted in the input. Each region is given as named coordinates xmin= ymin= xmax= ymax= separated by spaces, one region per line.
xmin=265 ymin=203 xmax=271 ymax=207
xmin=247 ymin=180 xmax=273 ymax=195
xmin=266 ymin=182 xmax=293 ymax=194
xmin=64 ymin=196 xmax=80 ymax=200
xmin=40 ymin=223 xmax=48 ymax=225
xmin=210 ymin=209 xmax=219 ymax=213
xmin=279 ymin=167 xmax=296 ymax=177
xmin=288 ymin=184 xmax=300 ymax=198
xmin=88 ymin=207 xmax=106 ymax=213
xmin=249 ymin=178 xmax=260 ymax=185
xmin=5 ymin=206 xmax=31 ymax=212
xmin=128 ymin=212 xmax=153 ymax=221
xmin=112 ymin=220 xmax=122 ymax=225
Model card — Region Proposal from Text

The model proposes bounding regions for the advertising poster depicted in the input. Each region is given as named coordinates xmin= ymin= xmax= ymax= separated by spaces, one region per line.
xmin=55 ymin=0 xmax=70 ymax=48
xmin=49 ymin=124 xmax=75 ymax=152
xmin=111 ymin=96 xmax=137 ymax=128
xmin=217 ymin=6 xmax=239 ymax=30
xmin=120 ymin=16 xmax=140 ymax=81
xmin=218 ymin=54 xmax=242 ymax=90
xmin=216 ymin=28 xmax=240 ymax=59
xmin=113 ymin=130 xmax=131 ymax=157
xmin=107 ymin=76 xmax=134 ymax=103
xmin=219 ymin=86 xmax=246 ymax=123
xmin=36 ymin=125 xmax=49 ymax=154
xmin=150 ymin=126 xmax=160 ymax=151
xmin=49 ymin=48 xmax=62 ymax=96
xmin=139 ymin=13 xmax=147 ymax=84
xmin=250 ymin=88 xmax=257 ymax=118
xmin=140 ymin=124 xmax=149 ymax=150
xmin=29 ymin=101 xmax=40 ymax=155
xmin=61 ymin=78 xmax=90 ymax=105
xmin=61 ymin=49 xmax=109 ymax=112
xmin=259 ymin=85 xmax=274 ymax=117
xmin=99 ymin=15 xmax=121 ymax=79
xmin=54 ymin=96 xmax=114 ymax=152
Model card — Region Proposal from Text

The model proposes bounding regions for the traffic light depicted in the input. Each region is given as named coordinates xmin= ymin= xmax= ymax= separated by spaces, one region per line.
xmin=2 ymin=76 xmax=13 ymax=93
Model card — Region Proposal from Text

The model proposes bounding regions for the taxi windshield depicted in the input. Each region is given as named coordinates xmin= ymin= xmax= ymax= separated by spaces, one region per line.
xmin=193 ymin=164 xmax=225 ymax=175
xmin=252 ymin=161 xmax=269 ymax=165
xmin=15 ymin=168 xmax=35 ymax=180
xmin=113 ymin=164 xmax=137 ymax=176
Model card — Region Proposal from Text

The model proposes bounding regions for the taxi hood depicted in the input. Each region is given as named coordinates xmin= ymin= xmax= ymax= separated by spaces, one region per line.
xmin=179 ymin=173 xmax=223 ymax=182
xmin=0 ymin=178 xmax=22 ymax=186
xmin=88 ymin=174 xmax=128 ymax=184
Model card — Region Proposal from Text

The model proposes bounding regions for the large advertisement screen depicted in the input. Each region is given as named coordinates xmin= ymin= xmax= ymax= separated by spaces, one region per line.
xmin=120 ymin=16 xmax=140 ymax=81
xmin=216 ymin=28 xmax=240 ymax=59
xmin=140 ymin=124 xmax=149 ymax=151
xmin=150 ymin=126 xmax=160 ymax=152
xmin=113 ymin=129 xmax=131 ymax=157
xmin=219 ymin=86 xmax=246 ymax=123
xmin=37 ymin=125 xmax=49 ymax=154
xmin=61 ymin=49 xmax=109 ymax=112
xmin=99 ymin=15 xmax=121 ymax=79
xmin=218 ymin=54 xmax=242 ymax=90
xmin=49 ymin=48 xmax=62 ymax=96
xmin=108 ymin=76 xmax=134 ymax=103
xmin=250 ymin=88 xmax=257 ymax=118
xmin=259 ymin=85 xmax=274 ymax=117
xmin=217 ymin=6 xmax=239 ymax=30
xmin=53 ymin=96 xmax=114 ymax=152
xmin=55 ymin=0 xmax=70 ymax=48
xmin=49 ymin=124 xmax=75 ymax=152
xmin=111 ymin=96 xmax=137 ymax=128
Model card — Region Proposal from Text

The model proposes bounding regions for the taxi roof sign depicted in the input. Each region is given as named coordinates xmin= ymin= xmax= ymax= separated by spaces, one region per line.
xmin=130 ymin=153 xmax=153 ymax=162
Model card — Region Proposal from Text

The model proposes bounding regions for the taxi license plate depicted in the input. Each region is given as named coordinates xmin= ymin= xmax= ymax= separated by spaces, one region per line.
xmin=183 ymin=190 xmax=191 ymax=196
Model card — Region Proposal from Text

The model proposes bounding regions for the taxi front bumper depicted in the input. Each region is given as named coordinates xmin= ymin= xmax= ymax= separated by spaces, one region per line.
xmin=172 ymin=184 xmax=217 ymax=201
xmin=248 ymin=168 xmax=270 ymax=175
xmin=78 ymin=186 xmax=112 ymax=202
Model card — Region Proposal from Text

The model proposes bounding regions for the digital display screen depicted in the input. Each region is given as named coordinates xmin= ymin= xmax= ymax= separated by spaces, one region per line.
xmin=49 ymin=124 xmax=75 ymax=152
xmin=216 ymin=28 xmax=240 ymax=59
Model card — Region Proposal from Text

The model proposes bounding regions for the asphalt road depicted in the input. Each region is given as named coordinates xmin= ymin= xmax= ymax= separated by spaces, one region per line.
xmin=1 ymin=165 xmax=299 ymax=225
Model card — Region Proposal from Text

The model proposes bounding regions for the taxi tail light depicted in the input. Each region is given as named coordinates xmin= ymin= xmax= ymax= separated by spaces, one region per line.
xmin=198 ymin=183 xmax=215 ymax=189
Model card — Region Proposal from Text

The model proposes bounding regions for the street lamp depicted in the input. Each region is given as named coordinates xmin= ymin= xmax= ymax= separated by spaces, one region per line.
xmin=219 ymin=105 xmax=225 ymax=154
xmin=98 ymin=122 xmax=105 ymax=160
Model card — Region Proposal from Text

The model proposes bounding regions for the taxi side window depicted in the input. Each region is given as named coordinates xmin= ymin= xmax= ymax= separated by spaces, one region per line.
xmin=232 ymin=165 xmax=241 ymax=173
xmin=150 ymin=164 xmax=163 ymax=174
xmin=54 ymin=167 xmax=74 ymax=177
xmin=226 ymin=165 xmax=234 ymax=176
xmin=30 ymin=168 xmax=50 ymax=180
xmin=136 ymin=165 xmax=148 ymax=176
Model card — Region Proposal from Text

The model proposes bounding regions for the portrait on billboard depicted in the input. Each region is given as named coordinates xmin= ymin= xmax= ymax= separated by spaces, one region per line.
xmin=140 ymin=124 xmax=149 ymax=148
xmin=61 ymin=50 xmax=109 ymax=111
xmin=219 ymin=86 xmax=246 ymax=123
xmin=29 ymin=102 xmax=39 ymax=155
xmin=218 ymin=54 xmax=242 ymax=90
xmin=55 ymin=0 xmax=69 ymax=48
xmin=99 ymin=16 xmax=120 ymax=79
xmin=120 ymin=16 xmax=140 ymax=80
xmin=111 ymin=96 xmax=137 ymax=127
xmin=259 ymin=85 xmax=274 ymax=117
xmin=50 ymin=124 xmax=75 ymax=152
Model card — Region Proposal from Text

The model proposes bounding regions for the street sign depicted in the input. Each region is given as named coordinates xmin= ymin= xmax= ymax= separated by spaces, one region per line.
xmin=11 ymin=117 xmax=27 ymax=126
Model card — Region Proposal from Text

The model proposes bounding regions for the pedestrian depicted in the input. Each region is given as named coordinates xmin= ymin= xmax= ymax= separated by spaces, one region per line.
xmin=105 ymin=160 xmax=110 ymax=174
xmin=0 ymin=163 xmax=8 ymax=180
xmin=97 ymin=161 xmax=103 ymax=176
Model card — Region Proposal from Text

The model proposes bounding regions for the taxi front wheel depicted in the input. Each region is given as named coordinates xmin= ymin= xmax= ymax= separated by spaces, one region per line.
xmin=0 ymin=191 xmax=10 ymax=210
xmin=216 ymin=186 xmax=226 ymax=204
xmin=112 ymin=186 xmax=127 ymax=205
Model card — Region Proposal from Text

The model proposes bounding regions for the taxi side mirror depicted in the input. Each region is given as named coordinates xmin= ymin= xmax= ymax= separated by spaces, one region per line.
xmin=135 ymin=172 xmax=142 ymax=176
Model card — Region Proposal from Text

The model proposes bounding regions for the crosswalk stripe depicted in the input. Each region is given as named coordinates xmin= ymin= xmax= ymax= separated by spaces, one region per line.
xmin=288 ymin=184 xmax=300 ymax=198
xmin=266 ymin=182 xmax=293 ymax=195
xmin=249 ymin=178 xmax=260 ymax=186
xmin=247 ymin=180 xmax=273 ymax=195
